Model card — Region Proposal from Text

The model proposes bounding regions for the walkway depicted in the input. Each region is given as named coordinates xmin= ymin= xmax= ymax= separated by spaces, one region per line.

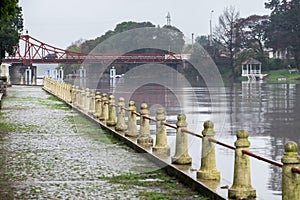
xmin=0 ymin=86 xmax=205 ymax=199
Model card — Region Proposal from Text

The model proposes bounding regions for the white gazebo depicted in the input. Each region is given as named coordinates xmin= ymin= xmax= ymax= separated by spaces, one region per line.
xmin=241 ymin=58 xmax=267 ymax=80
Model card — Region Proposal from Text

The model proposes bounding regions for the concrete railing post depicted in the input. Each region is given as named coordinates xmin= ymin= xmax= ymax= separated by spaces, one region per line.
xmin=93 ymin=92 xmax=102 ymax=119
xmin=171 ymin=114 xmax=192 ymax=164
xmin=281 ymin=142 xmax=300 ymax=200
xmin=228 ymin=130 xmax=256 ymax=199
xmin=152 ymin=108 xmax=170 ymax=156
xmin=137 ymin=103 xmax=153 ymax=146
xmin=125 ymin=100 xmax=138 ymax=137
xmin=197 ymin=120 xmax=220 ymax=180
xmin=88 ymin=89 xmax=95 ymax=115
xmin=115 ymin=97 xmax=127 ymax=132
xmin=99 ymin=93 xmax=108 ymax=122
xmin=71 ymin=85 xmax=75 ymax=104
xmin=79 ymin=88 xmax=85 ymax=109
xmin=32 ymin=75 xmax=36 ymax=85
xmin=85 ymin=88 xmax=90 ymax=113
xmin=74 ymin=86 xmax=79 ymax=107
xmin=7 ymin=75 xmax=11 ymax=85
xmin=107 ymin=95 xmax=117 ymax=126
xmin=20 ymin=75 xmax=24 ymax=85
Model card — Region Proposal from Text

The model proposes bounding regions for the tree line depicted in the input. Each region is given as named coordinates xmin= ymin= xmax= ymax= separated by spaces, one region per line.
xmin=200 ymin=0 xmax=300 ymax=80
xmin=0 ymin=0 xmax=299 ymax=82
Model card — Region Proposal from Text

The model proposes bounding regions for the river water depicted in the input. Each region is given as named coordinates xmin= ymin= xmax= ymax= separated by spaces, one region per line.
xmin=182 ymin=82 xmax=300 ymax=200
xmin=66 ymin=71 xmax=300 ymax=199
xmin=105 ymin=79 xmax=299 ymax=200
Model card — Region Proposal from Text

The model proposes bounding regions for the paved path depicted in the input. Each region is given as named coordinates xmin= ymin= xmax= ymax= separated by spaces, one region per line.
xmin=0 ymin=86 xmax=204 ymax=199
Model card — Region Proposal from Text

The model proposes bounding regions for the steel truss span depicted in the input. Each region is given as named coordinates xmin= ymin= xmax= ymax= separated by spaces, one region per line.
xmin=2 ymin=35 xmax=183 ymax=65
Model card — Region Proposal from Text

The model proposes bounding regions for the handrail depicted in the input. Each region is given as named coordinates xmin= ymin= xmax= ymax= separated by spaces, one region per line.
xmin=118 ymin=103 xmax=289 ymax=170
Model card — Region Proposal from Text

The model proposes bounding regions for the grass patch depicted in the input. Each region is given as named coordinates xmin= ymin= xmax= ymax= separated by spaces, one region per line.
xmin=137 ymin=192 xmax=171 ymax=200
xmin=38 ymin=98 xmax=70 ymax=110
xmin=107 ymin=170 xmax=207 ymax=200
xmin=0 ymin=121 xmax=39 ymax=135
xmin=0 ymin=122 xmax=18 ymax=134
xmin=265 ymin=69 xmax=300 ymax=83
xmin=64 ymin=115 xmax=118 ymax=144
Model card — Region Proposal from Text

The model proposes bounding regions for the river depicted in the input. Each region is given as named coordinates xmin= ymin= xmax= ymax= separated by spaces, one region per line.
xmin=184 ymin=82 xmax=299 ymax=199
xmin=66 ymin=72 xmax=300 ymax=199
xmin=108 ymin=80 xmax=299 ymax=200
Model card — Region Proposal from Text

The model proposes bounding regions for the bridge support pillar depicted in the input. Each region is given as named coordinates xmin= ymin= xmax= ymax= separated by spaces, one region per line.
xmin=115 ymin=97 xmax=127 ymax=133
xmin=171 ymin=114 xmax=192 ymax=164
xmin=137 ymin=103 xmax=153 ymax=146
xmin=197 ymin=120 xmax=220 ymax=180
xmin=152 ymin=108 xmax=170 ymax=156
xmin=228 ymin=130 xmax=256 ymax=199
xmin=9 ymin=64 xmax=36 ymax=85
xmin=125 ymin=101 xmax=138 ymax=137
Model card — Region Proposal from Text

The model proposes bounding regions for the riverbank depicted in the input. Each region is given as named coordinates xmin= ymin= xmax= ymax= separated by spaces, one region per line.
xmin=265 ymin=69 xmax=300 ymax=83
xmin=0 ymin=86 xmax=207 ymax=199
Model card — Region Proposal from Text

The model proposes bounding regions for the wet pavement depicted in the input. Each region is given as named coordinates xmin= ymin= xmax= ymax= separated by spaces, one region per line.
xmin=0 ymin=86 xmax=205 ymax=199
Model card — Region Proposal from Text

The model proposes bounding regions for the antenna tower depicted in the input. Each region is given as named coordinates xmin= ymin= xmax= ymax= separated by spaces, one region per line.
xmin=166 ymin=12 xmax=171 ymax=26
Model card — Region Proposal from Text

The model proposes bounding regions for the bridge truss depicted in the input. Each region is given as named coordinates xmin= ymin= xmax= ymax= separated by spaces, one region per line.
xmin=2 ymin=34 xmax=183 ymax=65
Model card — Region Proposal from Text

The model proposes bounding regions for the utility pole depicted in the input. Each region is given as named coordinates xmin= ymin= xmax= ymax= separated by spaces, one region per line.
xmin=210 ymin=10 xmax=214 ymax=46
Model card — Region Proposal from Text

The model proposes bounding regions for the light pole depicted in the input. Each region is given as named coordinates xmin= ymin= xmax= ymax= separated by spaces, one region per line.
xmin=192 ymin=33 xmax=194 ymax=50
xmin=210 ymin=10 xmax=214 ymax=46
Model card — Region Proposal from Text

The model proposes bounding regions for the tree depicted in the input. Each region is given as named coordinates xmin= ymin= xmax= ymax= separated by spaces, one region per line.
xmin=236 ymin=15 xmax=269 ymax=69
xmin=264 ymin=0 xmax=300 ymax=69
xmin=214 ymin=6 xmax=241 ymax=80
xmin=62 ymin=21 xmax=186 ymax=76
xmin=59 ymin=39 xmax=83 ymax=76
xmin=0 ymin=0 xmax=23 ymax=63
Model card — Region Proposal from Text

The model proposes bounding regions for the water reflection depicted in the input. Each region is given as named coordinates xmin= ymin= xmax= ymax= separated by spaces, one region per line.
xmin=69 ymin=75 xmax=300 ymax=199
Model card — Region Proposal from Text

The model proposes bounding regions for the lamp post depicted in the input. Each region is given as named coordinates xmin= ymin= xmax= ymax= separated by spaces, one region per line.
xmin=210 ymin=10 xmax=214 ymax=46
xmin=192 ymin=33 xmax=194 ymax=50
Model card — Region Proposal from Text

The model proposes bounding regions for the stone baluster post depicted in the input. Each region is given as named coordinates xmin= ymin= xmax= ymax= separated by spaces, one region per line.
xmin=107 ymin=95 xmax=117 ymax=126
xmin=75 ymin=86 xmax=79 ymax=107
xmin=197 ymin=120 xmax=220 ymax=180
xmin=125 ymin=101 xmax=138 ymax=137
xmin=137 ymin=103 xmax=153 ymax=146
xmin=80 ymin=88 xmax=85 ymax=109
xmin=115 ymin=97 xmax=127 ymax=132
xmin=7 ymin=75 xmax=11 ymax=85
xmin=152 ymin=108 xmax=170 ymax=156
xmin=228 ymin=130 xmax=256 ymax=199
xmin=281 ymin=142 xmax=300 ymax=200
xmin=72 ymin=85 xmax=76 ymax=105
xmin=88 ymin=89 xmax=95 ymax=115
xmin=93 ymin=92 xmax=102 ymax=119
xmin=20 ymin=75 xmax=24 ymax=85
xmin=99 ymin=93 xmax=108 ymax=122
xmin=32 ymin=75 xmax=36 ymax=85
xmin=85 ymin=88 xmax=90 ymax=113
xmin=68 ymin=84 xmax=72 ymax=103
xmin=171 ymin=114 xmax=192 ymax=164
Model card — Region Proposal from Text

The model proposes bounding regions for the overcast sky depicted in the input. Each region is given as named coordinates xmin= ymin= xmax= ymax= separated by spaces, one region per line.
xmin=19 ymin=0 xmax=270 ymax=49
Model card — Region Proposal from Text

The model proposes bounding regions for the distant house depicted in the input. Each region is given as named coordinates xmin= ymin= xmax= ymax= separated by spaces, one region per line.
xmin=241 ymin=58 xmax=267 ymax=80
xmin=267 ymin=48 xmax=294 ymax=59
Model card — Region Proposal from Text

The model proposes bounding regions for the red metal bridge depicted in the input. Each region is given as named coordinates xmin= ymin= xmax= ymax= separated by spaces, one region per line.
xmin=2 ymin=34 xmax=183 ymax=65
